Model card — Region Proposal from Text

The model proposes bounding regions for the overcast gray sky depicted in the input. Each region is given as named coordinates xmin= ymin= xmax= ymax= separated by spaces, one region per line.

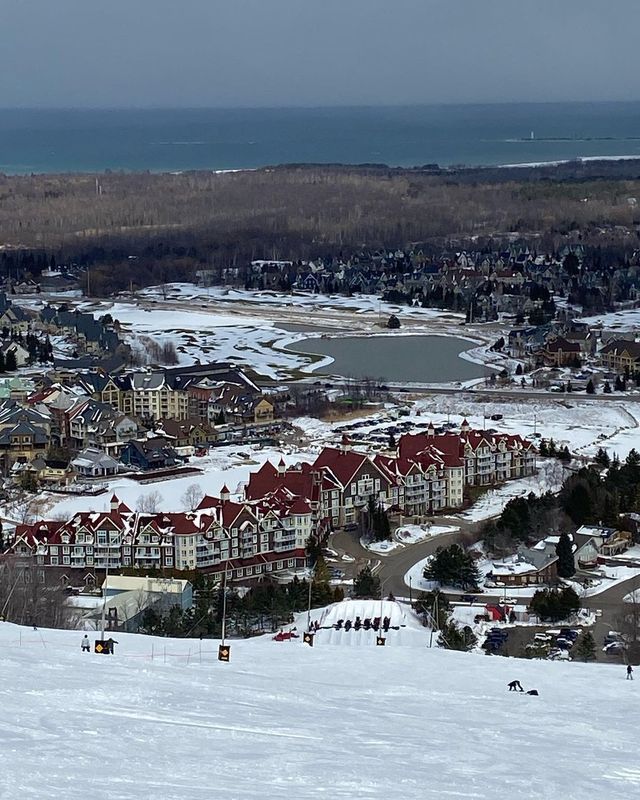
xmin=0 ymin=0 xmax=637 ymax=108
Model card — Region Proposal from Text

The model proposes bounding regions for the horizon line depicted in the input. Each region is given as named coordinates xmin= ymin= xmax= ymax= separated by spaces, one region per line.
xmin=1 ymin=99 xmax=640 ymax=113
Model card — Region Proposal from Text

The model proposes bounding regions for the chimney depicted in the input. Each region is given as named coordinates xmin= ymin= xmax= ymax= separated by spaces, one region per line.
xmin=277 ymin=457 xmax=286 ymax=476
xmin=340 ymin=433 xmax=351 ymax=453
xmin=110 ymin=494 xmax=119 ymax=512
xmin=220 ymin=485 xmax=230 ymax=504
xmin=427 ymin=421 xmax=435 ymax=437
xmin=461 ymin=418 xmax=470 ymax=433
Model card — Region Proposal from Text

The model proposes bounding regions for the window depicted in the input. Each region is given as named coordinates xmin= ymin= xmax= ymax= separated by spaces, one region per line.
xmin=50 ymin=556 xmax=59 ymax=565
xmin=123 ymin=557 xmax=131 ymax=566
xmin=288 ymin=559 xmax=295 ymax=568
xmin=351 ymin=484 xmax=357 ymax=496
xmin=63 ymin=556 xmax=70 ymax=565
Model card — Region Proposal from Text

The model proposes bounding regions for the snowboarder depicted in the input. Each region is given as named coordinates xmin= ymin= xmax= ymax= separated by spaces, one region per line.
xmin=627 ymin=665 xmax=634 ymax=680
xmin=106 ymin=637 xmax=118 ymax=654
xmin=81 ymin=635 xmax=91 ymax=652
xmin=508 ymin=680 xmax=524 ymax=692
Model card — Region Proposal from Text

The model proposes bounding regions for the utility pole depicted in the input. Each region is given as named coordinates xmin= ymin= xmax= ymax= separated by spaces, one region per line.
xmin=306 ymin=569 xmax=313 ymax=632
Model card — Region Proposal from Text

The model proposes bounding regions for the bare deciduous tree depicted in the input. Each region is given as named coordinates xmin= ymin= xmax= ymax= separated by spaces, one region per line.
xmin=136 ymin=490 xmax=162 ymax=513
xmin=181 ymin=483 xmax=204 ymax=511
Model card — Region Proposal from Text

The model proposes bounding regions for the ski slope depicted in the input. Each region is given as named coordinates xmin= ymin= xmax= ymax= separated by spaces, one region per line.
xmin=0 ymin=620 xmax=638 ymax=799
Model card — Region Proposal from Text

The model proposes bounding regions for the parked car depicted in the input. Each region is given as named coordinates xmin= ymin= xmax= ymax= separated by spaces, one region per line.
xmin=604 ymin=641 xmax=625 ymax=655
xmin=534 ymin=633 xmax=553 ymax=643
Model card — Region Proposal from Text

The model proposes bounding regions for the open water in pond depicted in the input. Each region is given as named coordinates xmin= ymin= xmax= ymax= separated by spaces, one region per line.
xmin=286 ymin=335 xmax=489 ymax=383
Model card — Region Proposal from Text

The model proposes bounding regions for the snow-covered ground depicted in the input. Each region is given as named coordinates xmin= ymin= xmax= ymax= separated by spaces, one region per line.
xmin=579 ymin=307 xmax=640 ymax=332
xmin=364 ymin=523 xmax=460 ymax=555
xmin=1 ymin=619 xmax=638 ymax=800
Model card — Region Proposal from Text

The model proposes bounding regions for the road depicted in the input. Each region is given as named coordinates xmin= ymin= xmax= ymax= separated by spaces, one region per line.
xmin=330 ymin=519 xmax=475 ymax=599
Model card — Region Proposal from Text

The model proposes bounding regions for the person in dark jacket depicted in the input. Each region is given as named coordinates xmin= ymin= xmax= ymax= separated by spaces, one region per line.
xmin=508 ymin=680 xmax=524 ymax=692
xmin=627 ymin=664 xmax=634 ymax=680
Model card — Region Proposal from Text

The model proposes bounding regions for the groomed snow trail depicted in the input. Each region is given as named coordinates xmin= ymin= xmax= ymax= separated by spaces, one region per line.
xmin=0 ymin=622 xmax=638 ymax=799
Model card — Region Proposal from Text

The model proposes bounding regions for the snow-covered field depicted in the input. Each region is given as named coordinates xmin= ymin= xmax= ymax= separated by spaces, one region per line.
xmin=1 ymin=619 xmax=638 ymax=800
xmin=579 ymin=307 xmax=640 ymax=332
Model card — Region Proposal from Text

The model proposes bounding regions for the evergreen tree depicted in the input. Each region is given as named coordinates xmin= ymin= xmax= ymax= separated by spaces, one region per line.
xmin=5 ymin=350 xmax=17 ymax=371
xmin=603 ymin=381 xmax=612 ymax=393
xmin=558 ymin=446 xmax=571 ymax=464
xmin=562 ymin=480 xmax=593 ymax=525
xmin=529 ymin=587 xmax=580 ymax=622
xmin=424 ymin=544 xmax=481 ymax=590
xmin=353 ymin=565 xmax=381 ymax=598
xmin=594 ymin=447 xmax=610 ymax=468
xmin=573 ymin=631 xmax=597 ymax=662
xmin=386 ymin=314 xmax=401 ymax=329
xmin=602 ymin=490 xmax=620 ymax=528
xmin=438 ymin=621 xmax=477 ymax=651
xmin=311 ymin=556 xmax=333 ymax=606
xmin=555 ymin=531 xmax=575 ymax=578
xmin=414 ymin=589 xmax=449 ymax=629
xmin=586 ymin=379 xmax=595 ymax=394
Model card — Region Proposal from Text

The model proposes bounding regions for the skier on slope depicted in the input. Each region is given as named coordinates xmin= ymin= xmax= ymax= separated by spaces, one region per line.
xmin=81 ymin=635 xmax=91 ymax=652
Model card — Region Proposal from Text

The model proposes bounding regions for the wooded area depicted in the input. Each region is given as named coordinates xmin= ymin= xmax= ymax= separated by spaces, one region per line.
xmin=2 ymin=165 xmax=640 ymax=252
xmin=1 ymin=164 xmax=640 ymax=294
